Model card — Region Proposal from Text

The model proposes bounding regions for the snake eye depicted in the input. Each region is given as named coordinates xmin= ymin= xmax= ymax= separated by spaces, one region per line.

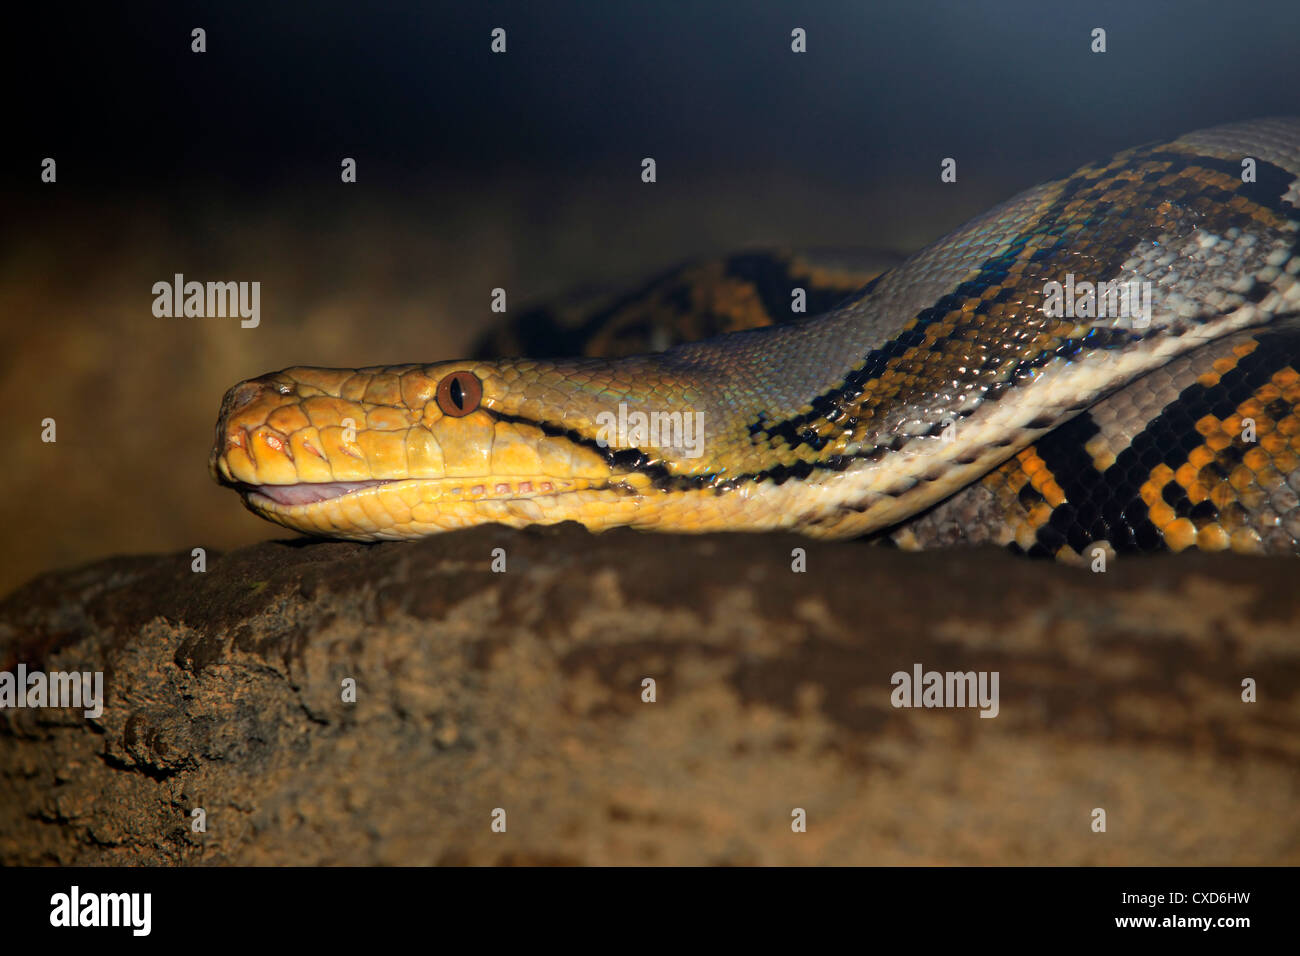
xmin=436 ymin=370 xmax=483 ymax=418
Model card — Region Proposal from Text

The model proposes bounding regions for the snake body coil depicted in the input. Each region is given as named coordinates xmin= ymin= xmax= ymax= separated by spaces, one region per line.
xmin=211 ymin=118 xmax=1300 ymax=559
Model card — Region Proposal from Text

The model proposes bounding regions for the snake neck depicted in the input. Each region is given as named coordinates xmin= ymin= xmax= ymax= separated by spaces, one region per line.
xmin=605 ymin=122 xmax=1300 ymax=485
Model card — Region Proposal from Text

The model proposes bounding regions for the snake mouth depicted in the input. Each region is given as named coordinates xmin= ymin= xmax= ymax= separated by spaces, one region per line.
xmin=240 ymin=476 xmax=582 ymax=510
xmin=243 ymin=479 xmax=395 ymax=507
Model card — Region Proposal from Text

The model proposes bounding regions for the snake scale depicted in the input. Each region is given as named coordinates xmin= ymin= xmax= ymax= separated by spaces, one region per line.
xmin=211 ymin=118 xmax=1300 ymax=561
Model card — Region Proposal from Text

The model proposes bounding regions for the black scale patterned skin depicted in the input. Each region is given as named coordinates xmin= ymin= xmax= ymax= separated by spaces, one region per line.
xmin=913 ymin=319 xmax=1300 ymax=561
xmin=1021 ymin=324 xmax=1300 ymax=558
xmin=477 ymin=250 xmax=1300 ymax=561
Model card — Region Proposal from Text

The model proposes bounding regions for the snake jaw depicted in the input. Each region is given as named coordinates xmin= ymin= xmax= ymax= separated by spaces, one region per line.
xmin=234 ymin=475 xmax=625 ymax=540
xmin=240 ymin=476 xmax=578 ymax=510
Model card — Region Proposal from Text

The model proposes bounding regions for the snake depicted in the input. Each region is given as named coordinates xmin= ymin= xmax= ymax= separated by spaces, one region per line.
xmin=210 ymin=118 xmax=1300 ymax=561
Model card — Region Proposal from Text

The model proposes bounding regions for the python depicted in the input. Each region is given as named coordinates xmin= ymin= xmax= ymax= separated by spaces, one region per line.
xmin=211 ymin=118 xmax=1300 ymax=562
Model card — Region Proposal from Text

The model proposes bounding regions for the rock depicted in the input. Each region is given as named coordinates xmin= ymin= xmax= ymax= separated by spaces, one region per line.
xmin=2 ymin=526 xmax=1297 ymax=864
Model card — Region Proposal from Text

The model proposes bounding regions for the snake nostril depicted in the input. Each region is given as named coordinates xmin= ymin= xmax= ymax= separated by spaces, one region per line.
xmin=225 ymin=378 xmax=275 ymax=413
xmin=216 ymin=376 xmax=295 ymax=434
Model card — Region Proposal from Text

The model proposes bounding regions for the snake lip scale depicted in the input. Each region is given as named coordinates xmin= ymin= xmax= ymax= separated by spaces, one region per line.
xmin=211 ymin=118 xmax=1300 ymax=556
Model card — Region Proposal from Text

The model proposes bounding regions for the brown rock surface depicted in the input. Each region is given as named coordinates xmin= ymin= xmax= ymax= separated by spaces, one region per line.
xmin=1 ymin=526 xmax=1297 ymax=865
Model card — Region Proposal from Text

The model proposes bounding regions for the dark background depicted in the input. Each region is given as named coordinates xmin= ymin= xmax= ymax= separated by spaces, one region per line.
xmin=2 ymin=0 xmax=1299 ymax=592
xmin=12 ymin=0 xmax=1300 ymax=196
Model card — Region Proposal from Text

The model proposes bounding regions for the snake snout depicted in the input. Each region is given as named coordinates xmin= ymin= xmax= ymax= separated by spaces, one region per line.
xmin=208 ymin=375 xmax=291 ymax=485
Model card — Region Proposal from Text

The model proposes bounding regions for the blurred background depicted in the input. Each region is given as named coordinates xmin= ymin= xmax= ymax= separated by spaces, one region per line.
xmin=2 ymin=0 xmax=1298 ymax=594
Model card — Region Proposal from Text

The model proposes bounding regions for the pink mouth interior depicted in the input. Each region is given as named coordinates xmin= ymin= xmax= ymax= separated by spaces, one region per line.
xmin=251 ymin=479 xmax=392 ymax=506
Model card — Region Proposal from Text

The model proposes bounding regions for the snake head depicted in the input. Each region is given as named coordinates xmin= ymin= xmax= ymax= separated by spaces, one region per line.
xmin=209 ymin=358 xmax=717 ymax=539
